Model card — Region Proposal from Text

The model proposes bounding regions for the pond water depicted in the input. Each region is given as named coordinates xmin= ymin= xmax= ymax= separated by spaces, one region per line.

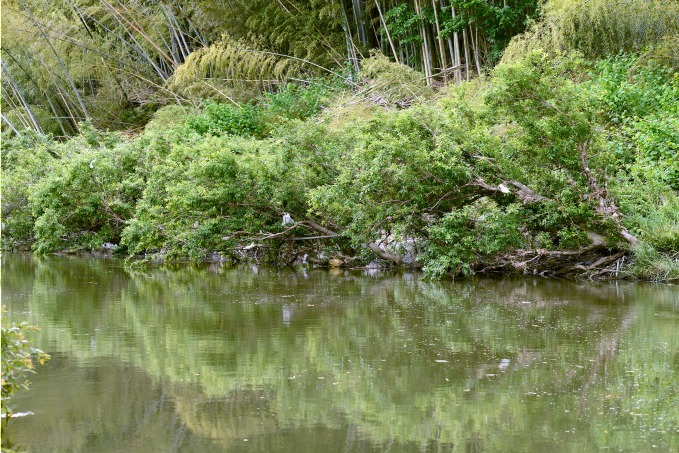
xmin=2 ymin=253 xmax=678 ymax=452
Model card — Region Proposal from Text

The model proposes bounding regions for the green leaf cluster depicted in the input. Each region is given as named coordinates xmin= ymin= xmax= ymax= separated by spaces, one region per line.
xmin=1 ymin=309 xmax=50 ymax=419
xmin=187 ymin=102 xmax=263 ymax=137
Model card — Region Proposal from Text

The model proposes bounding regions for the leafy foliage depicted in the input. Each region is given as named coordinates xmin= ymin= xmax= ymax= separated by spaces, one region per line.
xmin=592 ymin=56 xmax=679 ymax=188
xmin=1 ymin=132 xmax=57 ymax=249
xmin=441 ymin=0 xmax=541 ymax=64
xmin=186 ymin=102 xmax=264 ymax=137
xmin=2 ymin=50 xmax=678 ymax=280
xmin=504 ymin=0 xmax=679 ymax=62
xmin=1 ymin=310 xmax=50 ymax=418
xmin=424 ymin=202 xmax=525 ymax=277
xmin=6 ymin=127 xmax=149 ymax=254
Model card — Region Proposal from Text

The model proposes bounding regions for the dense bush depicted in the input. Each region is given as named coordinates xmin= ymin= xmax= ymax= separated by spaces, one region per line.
xmin=593 ymin=56 xmax=679 ymax=188
xmin=29 ymin=131 xmax=148 ymax=254
xmin=186 ymin=102 xmax=264 ymax=137
xmin=2 ymin=52 xmax=677 ymax=280
xmin=262 ymin=81 xmax=334 ymax=122
xmin=1 ymin=133 xmax=56 ymax=249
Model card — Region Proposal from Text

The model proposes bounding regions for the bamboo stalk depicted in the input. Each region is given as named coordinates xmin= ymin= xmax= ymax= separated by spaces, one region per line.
xmin=414 ymin=0 xmax=433 ymax=84
xmin=473 ymin=24 xmax=482 ymax=77
xmin=462 ymin=26 xmax=470 ymax=81
xmin=375 ymin=0 xmax=400 ymax=64
xmin=99 ymin=0 xmax=171 ymax=79
xmin=43 ymin=94 xmax=71 ymax=137
xmin=340 ymin=4 xmax=360 ymax=73
xmin=161 ymin=4 xmax=188 ymax=63
xmin=432 ymin=0 xmax=448 ymax=80
xmin=352 ymin=0 xmax=368 ymax=45
xmin=1 ymin=59 xmax=42 ymax=132
xmin=17 ymin=0 xmax=90 ymax=119
xmin=110 ymin=0 xmax=175 ymax=68
xmin=451 ymin=4 xmax=462 ymax=82
xmin=0 ymin=91 xmax=31 ymax=129
xmin=35 ymin=56 xmax=84 ymax=130
xmin=176 ymin=3 xmax=207 ymax=47
xmin=1 ymin=112 xmax=22 ymax=136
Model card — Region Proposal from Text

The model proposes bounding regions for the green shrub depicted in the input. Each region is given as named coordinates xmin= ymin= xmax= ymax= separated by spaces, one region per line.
xmin=592 ymin=55 xmax=679 ymax=188
xmin=262 ymin=81 xmax=333 ymax=122
xmin=309 ymin=103 xmax=471 ymax=249
xmin=423 ymin=202 xmax=526 ymax=278
xmin=3 ymin=51 xmax=677 ymax=281
xmin=1 ymin=132 xmax=57 ymax=249
xmin=29 ymin=133 xmax=148 ymax=253
xmin=121 ymin=135 xmax=274 ymax=260
xmin=186 ymin=101 xmax=263 ymax=137
xmin=593 ymin=56 xmax=679 ymax=123
xmin=1 ymin=312 xmax=50 ymax=419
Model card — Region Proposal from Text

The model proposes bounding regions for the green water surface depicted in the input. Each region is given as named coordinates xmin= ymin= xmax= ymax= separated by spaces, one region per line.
xmin=2 ymin=254 xmax=678 ymax=452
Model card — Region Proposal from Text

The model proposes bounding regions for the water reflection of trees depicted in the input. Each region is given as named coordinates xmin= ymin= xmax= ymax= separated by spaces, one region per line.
xmin=3 ymin=255 xmax=678 ymax=451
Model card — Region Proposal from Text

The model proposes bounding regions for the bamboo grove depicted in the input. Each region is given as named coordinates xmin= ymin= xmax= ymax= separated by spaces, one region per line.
xmin=1 ymin=0 xmax=543 ymax=135
xmin=4 ymin=1 xmax=677 ymax=136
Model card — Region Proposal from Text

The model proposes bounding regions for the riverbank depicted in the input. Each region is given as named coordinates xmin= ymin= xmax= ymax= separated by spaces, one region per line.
xmin=2 ymin=52 xmax=678 ymax=282
xmin=22 ymin=245 xmax=679 ymax=284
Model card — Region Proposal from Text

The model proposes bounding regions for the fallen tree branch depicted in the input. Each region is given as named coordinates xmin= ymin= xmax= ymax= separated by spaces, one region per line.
xmin=507 ymin=180 xmax=549 ymax=202
xmin=553 ymin=252 xmax=625 ymax=276
xmin=367 ymin=242 xmax=402 ymax=264
xmin=579 ymin=142 xmax=638 ymax=246
xmin=300 ymin=219 xmax=402 ymax=264
xmin=252 ymin=224 xmax=300 ymax=241
xmin=300 ymin=220 xmax=339 ymax=237
xmin=471 ymin=178 xmax=549 ymax=204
